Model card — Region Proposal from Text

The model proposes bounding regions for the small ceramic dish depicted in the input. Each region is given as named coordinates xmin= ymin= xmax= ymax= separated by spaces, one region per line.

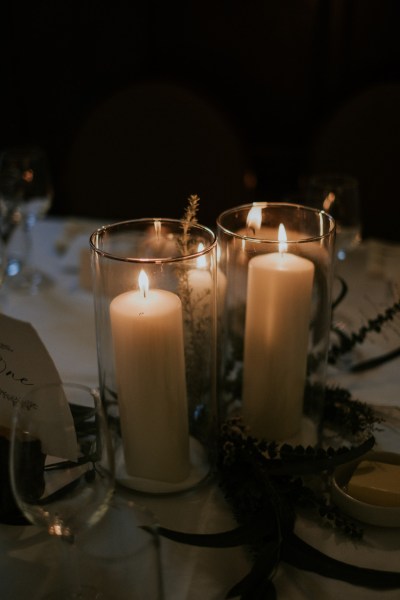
xmin=331 ymin=450 xmax=400 ymax=527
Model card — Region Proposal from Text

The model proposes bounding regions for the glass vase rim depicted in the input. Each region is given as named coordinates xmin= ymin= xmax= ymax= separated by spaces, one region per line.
xmin=90 ymin=217 xmax=217 ymax=264
xmin=216 ymin=202 xmax=336 ymax=244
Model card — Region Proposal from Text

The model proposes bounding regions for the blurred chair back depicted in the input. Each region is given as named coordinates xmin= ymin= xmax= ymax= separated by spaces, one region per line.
xmin=61 ymin=81 xmax=252 ymax=228
xmin=306 ymin=83 xmax=400 ymax=241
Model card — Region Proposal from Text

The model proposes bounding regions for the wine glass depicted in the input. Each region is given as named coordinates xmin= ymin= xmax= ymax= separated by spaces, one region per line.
xmin=307 ymin=173 xmax=361 ymax=263
xmin=0 ymin=225 xmax=6 ymax=292
xmin=0 ymin=165 xmax=23 ymax=281
xmin=9 ymin=382 xmax=115 ymax=599
xmin=0 ymin=145 xmax=54 ymax=293
xmin=307 ymin=174 xmax=362 ymax=357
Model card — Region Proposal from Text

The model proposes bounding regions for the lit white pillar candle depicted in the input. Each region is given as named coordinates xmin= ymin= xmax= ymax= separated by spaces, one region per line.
xmin=110 ymin=269 xmax=190 ymax=482
xmin=242 ymin=224 xmax=315 ymax=440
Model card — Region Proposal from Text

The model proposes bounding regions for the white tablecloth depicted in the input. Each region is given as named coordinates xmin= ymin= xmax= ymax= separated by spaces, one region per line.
xmin=1 ymin=218 xmax=399 ymax=599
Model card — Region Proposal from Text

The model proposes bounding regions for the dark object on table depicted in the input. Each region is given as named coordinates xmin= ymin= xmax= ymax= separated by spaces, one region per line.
xmin=0 ymin=427 xmax=45 ymax=525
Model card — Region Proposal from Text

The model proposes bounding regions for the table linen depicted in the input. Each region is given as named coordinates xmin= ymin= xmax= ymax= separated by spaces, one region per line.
xmin=0 ymin=218 xmax=399 ymax=599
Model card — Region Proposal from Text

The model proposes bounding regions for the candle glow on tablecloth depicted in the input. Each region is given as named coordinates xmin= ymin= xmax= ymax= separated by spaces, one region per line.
xmin=242 ymin=223 xmax=315 ymax=440
xmin=110 ymin=269 xmax=190 ymax=483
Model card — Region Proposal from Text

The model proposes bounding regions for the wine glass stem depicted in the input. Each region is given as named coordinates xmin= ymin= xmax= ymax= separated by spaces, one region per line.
xmin=60 ymin=536 xmax=81 ymax=599
xmin=21 ymin=216 xmax=34 ymax=272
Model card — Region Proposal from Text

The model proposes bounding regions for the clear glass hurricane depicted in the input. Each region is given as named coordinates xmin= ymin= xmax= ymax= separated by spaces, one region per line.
xmin=9 ymin=382 xmax=115 ymax=599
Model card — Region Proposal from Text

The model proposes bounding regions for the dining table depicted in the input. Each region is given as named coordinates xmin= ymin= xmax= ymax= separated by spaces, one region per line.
xmin=0 ymin=215 xmax=399 ymax=599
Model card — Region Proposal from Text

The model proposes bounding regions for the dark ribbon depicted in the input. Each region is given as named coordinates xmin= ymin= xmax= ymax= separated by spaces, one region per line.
xmin=332 ymin=276 xmax=348 ymax=310
xmin=158 ymin=435 xmax=400 ymax=598
xmin=159 ymin=520 xmax=400 ymax=598
xmin=350 ymin=346 xmax=400 ymax=372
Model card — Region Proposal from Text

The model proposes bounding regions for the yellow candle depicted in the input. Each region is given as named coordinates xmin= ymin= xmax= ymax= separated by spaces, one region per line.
xmin=110 ymin=270 xmax=190 ymax=482
xmin=242 ymin=225 xmax=315 ymax=440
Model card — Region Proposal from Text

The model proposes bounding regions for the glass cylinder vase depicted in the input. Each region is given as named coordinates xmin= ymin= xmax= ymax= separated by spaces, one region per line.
xmin=216 ymin=202 xmax=336 ymax=446
xmin=90 ymin=219 xmax=217 ymax=494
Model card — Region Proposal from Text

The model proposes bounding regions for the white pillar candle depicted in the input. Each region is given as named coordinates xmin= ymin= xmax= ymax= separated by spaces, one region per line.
xmin=242 ymin=224 xmax=315 ymax=440
xmin=110 ymin=270 xmax=190 ymax=482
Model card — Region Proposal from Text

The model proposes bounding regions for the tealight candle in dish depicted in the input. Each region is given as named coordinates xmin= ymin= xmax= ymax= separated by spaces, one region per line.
xmin=331 ymin=451 xmax=400 ymax=527
xmin=347 ymin=459 xmax=400 ymax=507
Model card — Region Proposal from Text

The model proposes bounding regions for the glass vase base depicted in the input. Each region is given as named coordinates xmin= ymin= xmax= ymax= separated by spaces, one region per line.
xmin=115 ymin=437 xmax=210 ymax=494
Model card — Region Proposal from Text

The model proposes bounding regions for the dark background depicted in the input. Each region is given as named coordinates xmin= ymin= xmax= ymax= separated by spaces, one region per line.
xmin=1 ymin=1 xmax=400 ymax=239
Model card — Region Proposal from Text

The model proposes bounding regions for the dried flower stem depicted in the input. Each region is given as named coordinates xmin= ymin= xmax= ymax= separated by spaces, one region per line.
xmin=329 ymin=297 xmax=400 ymax=364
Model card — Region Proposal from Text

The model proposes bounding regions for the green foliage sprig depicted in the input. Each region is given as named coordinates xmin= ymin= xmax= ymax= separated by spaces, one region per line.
xmin=177 ymin=193 xmax=200 ymax=256
xmin=176 ymin=194 xmax=201 ymax=360
xmin=329 ymin=297 xmax=400 ymax=365
xmin=176 ymin=195 xmax=212 ymax=434
xmin=320 ymin=384 xmax=382 ymax=437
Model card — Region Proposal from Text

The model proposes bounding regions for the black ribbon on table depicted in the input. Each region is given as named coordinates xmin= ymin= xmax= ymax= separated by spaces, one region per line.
xmin=158 ymin=435 xmax=400 ymax=599
xmin=160 ymin=522 xmax=400 ymax=598
xmin=160 ymin=517 xmax=400 ymax=599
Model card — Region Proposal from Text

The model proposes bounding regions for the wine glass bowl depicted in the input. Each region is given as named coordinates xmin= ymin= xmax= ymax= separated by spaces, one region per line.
xmin=307 ymin=174 xmax=361 ymax=262
xmin=0 ymin=165 xmax=24 ymax=282
xmin=0 ymin=145 xmax=54 ymax=291
xmin=306 ymin=174 xmax=362 ymax=359
xmin=10 ymin=382 xmax=115 ymax=598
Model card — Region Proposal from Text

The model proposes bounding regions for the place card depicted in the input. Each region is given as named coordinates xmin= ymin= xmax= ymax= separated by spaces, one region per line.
xmin=0 ymin=313 xmax=77 ymax=459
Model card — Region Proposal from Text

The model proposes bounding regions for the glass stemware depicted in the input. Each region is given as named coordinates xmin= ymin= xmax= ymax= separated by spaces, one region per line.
xmin=0 ymin=168 xmax=23 ymax=281
xmin=0 ymin=225 xmax=6 ymax=292
xmin=0 ymin=145 xmax=54 ymax=293
xmin=9 ymin=382 xmax=115 ymax=599
xmin=306 ymin=174 xmax=362 ymax=344
xmin=307 ymin=173 xmax=361 ymax=263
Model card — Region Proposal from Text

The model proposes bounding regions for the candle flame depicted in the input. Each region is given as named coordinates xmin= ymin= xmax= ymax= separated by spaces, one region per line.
xmin=246 ymin=205 xmax=262 ymax=232
xmin=323 ymin=192 xmax=335 ymax=212
xmin=197 ymin=242 xmax=207 ymax=268
xmin=278 ymin=223 xmax=288 ymax=254
xmin=138 ymin=269 xmax=149 ymax=298
xmin=22 ymin=168 xmax=34 ymax=183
